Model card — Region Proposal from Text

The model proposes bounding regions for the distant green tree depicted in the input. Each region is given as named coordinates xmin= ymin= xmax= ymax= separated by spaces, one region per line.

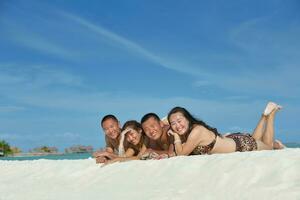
xmin=32 ymin=146 xmax=58 ymax=153
xmin=0 ymin=140 xmax=13 ymax=156
xmin=41 ymin=146 xmax=51 ymax=153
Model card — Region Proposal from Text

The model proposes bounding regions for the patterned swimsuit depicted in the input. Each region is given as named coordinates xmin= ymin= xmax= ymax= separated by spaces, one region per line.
xmin=192 ymin=132 xmax=257 ymax=155
xmin=225 ymin=133 xmax=257 ymax=152
xmin=192 ymin=134 xmax=218 ymax=155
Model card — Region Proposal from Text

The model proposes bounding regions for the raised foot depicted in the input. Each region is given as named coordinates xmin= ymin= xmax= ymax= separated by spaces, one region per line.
xmin=263 ymin=102 xmax=282 ymax=116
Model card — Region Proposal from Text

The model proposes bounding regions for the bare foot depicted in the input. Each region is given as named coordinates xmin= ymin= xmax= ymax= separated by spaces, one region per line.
xmin=264 ymin=102 xmax=282 ymax=116
xmin=273 ymin=140 xmax=286 ymax=150
xmin=276 ymin=104 xmax=282 ymax=111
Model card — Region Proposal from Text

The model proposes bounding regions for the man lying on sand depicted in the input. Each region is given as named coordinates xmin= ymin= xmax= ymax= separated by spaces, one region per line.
xmin=140 ymin=113 xmax=175 ymax=158
xmin=93 ymin=115 xmax=121 ymax=163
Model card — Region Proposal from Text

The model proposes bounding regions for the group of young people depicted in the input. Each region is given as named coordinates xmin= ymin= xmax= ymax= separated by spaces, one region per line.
xmin=93 ymin=102 xmax=285 ymax=165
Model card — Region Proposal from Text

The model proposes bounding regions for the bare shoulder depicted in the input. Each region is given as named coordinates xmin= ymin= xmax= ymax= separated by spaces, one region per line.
xmin=189 ymin=125 xmax=211 ymax=140
xmin=190 ymin=125 xmax=208 ymax=135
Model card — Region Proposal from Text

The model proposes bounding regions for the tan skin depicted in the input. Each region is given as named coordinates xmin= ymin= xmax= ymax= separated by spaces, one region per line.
xmin=141 ymin=117 xmax=175 ymax=156
xmin=103 ymin=117 xmax=175 ymax=166
xmin=168 ymin=106 xmax=281 ymax=156
xmin=94 ymin=118 xmax=121 ymax=163
xmin=104 ymin=127 xmax=148 ymax=165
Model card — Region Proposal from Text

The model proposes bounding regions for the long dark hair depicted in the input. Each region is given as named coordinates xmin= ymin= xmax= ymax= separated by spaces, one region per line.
xmin=122 ymin=120 xmax=143 ymax=132
xmin=167 ymin=107 xmax=220 ymax=141
xmin=122 ymin=120 xmax=144 ymax=150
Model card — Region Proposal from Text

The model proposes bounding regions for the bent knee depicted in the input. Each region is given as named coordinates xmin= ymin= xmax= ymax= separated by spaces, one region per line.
xmin=256 ymin=140 xmax=273 ymax=150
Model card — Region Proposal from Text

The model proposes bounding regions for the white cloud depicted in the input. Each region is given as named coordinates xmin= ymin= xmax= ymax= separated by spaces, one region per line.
xmin=60 ymin=12 xmax=300 ymax=99
xmin=0 ymin=64 xmax=83 ymax=89
xmin=0 ymin=17 xmax=77 ymax=61
xmin=230 ymin=16 xmax=300 ymax=55
xmin=60 ymin=11 xmax=210 ymax=77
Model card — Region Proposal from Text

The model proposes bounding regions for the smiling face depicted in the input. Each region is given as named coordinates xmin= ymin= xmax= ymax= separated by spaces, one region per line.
xmin=102 ymin=118 xmax=121 ymax=140
xmin=126 ymin=129 xmax=142 ymax=145
xmin=169 ymin=112 xmax=189 ymax=135
xmin=141 ymin=117 xmax=163 ymax=140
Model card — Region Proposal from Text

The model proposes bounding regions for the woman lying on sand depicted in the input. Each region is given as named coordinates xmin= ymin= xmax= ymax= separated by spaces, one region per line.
xmin=104 ymin=120 xmax=166 ymax=165
xmin=118 ymin=120 xmax=147 ymax=159
xmin=167 ymin=102 xmax=284 ymax=155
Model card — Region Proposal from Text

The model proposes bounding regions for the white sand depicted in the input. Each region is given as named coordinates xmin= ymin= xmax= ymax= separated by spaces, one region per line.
xmin=1 ymin=149 xmax=300 ymax=200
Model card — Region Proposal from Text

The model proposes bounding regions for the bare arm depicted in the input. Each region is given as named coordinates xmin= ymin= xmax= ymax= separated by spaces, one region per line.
xmin=93 ymin=147 xmax=114 ymax=157
xmin=94 ymin=148 xmax=116 ymax=164
xmin=118 ymin=128 xmax=133 ymax=156
xmin=136 ymin=144 xmax=148 ymax=159
xmin=103 ymin=148 xmax=137 ymax=165
xmin=167 ymin=144 xmax=175 ymax=157
xmin=170 ymin=126 xmax=205 ymax=156
xmin=106 ymin=147 xmax=114 ymax=153
xmin=94 ymin=148 xmax=117 ymax=160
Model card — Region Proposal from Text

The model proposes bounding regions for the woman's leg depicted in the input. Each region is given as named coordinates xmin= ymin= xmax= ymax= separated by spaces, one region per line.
xmin=256 ymin=107 xmax=280 ymax=150
xmin=252 ymin=102 xmax=277 ymax=140
xmin=252 ymin=115 xmax=267 ymax=140
xmin=254 ymin=102 xmax=282 ymax=150
xmin=251 ymin=115 xmax=273 ymax=151
xmin=273 ymin=140 xmax=286 ymax=149
xmin=262 ymin=108 xmax=278 ymax=148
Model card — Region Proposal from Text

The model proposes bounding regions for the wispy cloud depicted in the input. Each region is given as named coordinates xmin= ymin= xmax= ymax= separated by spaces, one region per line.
xmin=0 ymin=63 xmax=86 ymax=113
xmin=0 ymin=17 xmax=77 ymax=61
xmin=0 ymin=63 xmax=268 ymax=118
xmin=0 ymin=63 xmax=83 ymax=89
xmin=60 ymin=11 xmax=300 ymax=100
xmin=59 ymin=11 xmax=211 ymax=77
xmin=230 ymin=16 xmax=300 ymax=56
xmin=190 ymin=15 xmax=300 ymax=98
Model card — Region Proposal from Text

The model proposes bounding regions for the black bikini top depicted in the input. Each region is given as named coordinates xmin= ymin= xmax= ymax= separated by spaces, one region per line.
xmin=192 ymin=134 xmax=218 ymax=155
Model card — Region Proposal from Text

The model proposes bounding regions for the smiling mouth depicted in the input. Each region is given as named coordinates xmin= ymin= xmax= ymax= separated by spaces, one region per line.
xmin=178 ymin=127 xmax=185 ymax=132
xmin=110 ymin=132 xmax=118 ymax=138
xmin=131 ymin=139 xmax=137 ymax=144
xmin=150 ymin=131 xmax=156 ymax=137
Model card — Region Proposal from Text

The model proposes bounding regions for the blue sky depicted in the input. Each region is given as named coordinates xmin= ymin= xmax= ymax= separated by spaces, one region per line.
xmin=0 ymin=0 xmax=299 ymax=152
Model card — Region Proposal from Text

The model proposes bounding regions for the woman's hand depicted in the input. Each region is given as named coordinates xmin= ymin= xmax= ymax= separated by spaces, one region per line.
xmin=167 ymin=129 xmax=176 ymax=136
xmin=93 ymin=150 xmax=109 ymax=158
xmin=121 ymin=128 xmax=134 ymax=136
xmin=119 ymin=128 xmax=134 ymax=156
xmin=95 ymin=156 xmax=107 ymax=164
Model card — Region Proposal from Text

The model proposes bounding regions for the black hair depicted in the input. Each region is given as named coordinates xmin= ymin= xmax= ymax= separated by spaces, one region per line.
xmin=100 ymin=114 xmax=118 ymax=127
xmin=122 ymin=120 xmax=145 ymax=152
xmin=140 ymin=113 xmax=160 ymax=124
xmin=122 ymin=120 xmax=143 ymax=132
xmin=167 ymin=107 xmax=220 ymax=138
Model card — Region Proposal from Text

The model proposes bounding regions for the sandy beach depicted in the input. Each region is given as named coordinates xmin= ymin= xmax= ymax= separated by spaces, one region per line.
xmin=1 ymin=148 xmax=300 ymax=200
